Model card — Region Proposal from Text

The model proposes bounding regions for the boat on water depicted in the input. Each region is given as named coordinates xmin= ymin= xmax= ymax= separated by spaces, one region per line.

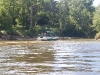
xmin=37 ymin=31 xmax=59 ymax=41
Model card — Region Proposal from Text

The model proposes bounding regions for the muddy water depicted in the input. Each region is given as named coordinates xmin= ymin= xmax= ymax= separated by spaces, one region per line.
xmin=0 ymin=40 xmax=100 ymax=75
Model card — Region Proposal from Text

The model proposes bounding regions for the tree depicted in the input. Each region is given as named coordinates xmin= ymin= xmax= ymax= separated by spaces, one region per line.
xmin=68 ymin=0 xmax=94 ymax=37
xmin=57 ymin=0 xmax=72 ymax=36
xmin=0 ymin=0 xmax=96 ymax=37
xmin=0 ymin=0 xmax=13 ymax=30
xmin=93 ymin=5 xmax=100 ymax=32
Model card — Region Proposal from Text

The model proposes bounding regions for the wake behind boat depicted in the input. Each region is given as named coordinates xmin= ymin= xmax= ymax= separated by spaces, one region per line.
xmin=37 ymin=31 xmax=59 ymax=41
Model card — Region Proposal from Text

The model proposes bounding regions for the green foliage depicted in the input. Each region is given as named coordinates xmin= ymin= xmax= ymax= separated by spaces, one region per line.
xmin=0 ymin=0 xmax=97 ymax=38
xmin=93 ymin=5 xmax=100 ymax=32
xmin=95 ymin=32 xmax=100 ymax=39
xmin=68 ymin=0 xmax=94 ymax=37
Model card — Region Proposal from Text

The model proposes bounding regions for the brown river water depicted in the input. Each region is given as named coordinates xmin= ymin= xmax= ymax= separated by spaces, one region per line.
xmin=0 ymin=40 xmax=100 ymax=75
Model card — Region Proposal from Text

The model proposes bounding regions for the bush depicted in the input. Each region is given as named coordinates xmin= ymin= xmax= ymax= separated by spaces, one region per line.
xmin=95 ymin=32 xmax=100 ymax=40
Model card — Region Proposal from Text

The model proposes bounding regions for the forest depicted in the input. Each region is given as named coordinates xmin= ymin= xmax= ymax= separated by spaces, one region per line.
xmin=0 ymin=0 xmax=100 ymax=39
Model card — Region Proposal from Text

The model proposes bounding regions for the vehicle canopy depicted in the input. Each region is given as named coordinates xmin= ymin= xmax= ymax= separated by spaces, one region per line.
xmin=45 ymin=31 xmax=54 ymax=34
xmin=39 ymin=31 xmax=55 ymax=37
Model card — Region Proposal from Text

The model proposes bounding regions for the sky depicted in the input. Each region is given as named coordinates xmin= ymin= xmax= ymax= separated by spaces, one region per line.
xmin=55 ymin=0 xmax=100 ymax=7
xmin=93 ymin=0 xmax=100 ymax=6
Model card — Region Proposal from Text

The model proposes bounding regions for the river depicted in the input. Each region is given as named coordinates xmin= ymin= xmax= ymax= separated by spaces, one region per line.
xmin=0 ymin=39 xmax=100 ymax=75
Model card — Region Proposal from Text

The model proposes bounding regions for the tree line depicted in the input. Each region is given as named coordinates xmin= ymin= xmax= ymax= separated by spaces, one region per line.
xmin=0 ymin=0 xmax=100 ymax=38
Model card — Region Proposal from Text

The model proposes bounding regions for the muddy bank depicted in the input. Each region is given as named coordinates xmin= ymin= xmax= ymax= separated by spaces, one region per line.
xmin=59 ymin=37 xmax=92 ymax=40
xmin=0 ymin=34 xmax=94 ymax=41
xmin=0 ymin=35 xmax=37 ymax=41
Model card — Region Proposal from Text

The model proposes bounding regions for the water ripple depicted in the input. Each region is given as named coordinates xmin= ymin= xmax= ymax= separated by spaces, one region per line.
xmin=0 ymin=40 xmax=100 ymax=75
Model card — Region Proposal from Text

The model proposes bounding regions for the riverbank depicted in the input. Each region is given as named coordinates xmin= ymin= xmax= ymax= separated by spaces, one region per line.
xmin=0 ymin=35 xmax=36 ymax=41
xmin=0 ymin=38 xmax=99 ymax=46
xmin=0 ymin=32 xmax=96 ymax=41
xmin=0 ymin=36 xmax=96 ymax=41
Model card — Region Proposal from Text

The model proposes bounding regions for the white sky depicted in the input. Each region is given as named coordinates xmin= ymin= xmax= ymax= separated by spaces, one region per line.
xmin=55 ymin=0 xmax=100 ymax=6
xmin=93 ymin=0 xmax=100 ymax=6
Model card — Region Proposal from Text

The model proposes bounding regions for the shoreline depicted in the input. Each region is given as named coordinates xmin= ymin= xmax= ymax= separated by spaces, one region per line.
xmin=0 ymin=36 xmax=95 ymax=41
xmin=0 ymin=38 xmax=99 ymax=46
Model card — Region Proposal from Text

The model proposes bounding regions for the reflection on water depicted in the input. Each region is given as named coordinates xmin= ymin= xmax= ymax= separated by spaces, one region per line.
xmin=0 ymin=40 xmax=100 ymax=75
